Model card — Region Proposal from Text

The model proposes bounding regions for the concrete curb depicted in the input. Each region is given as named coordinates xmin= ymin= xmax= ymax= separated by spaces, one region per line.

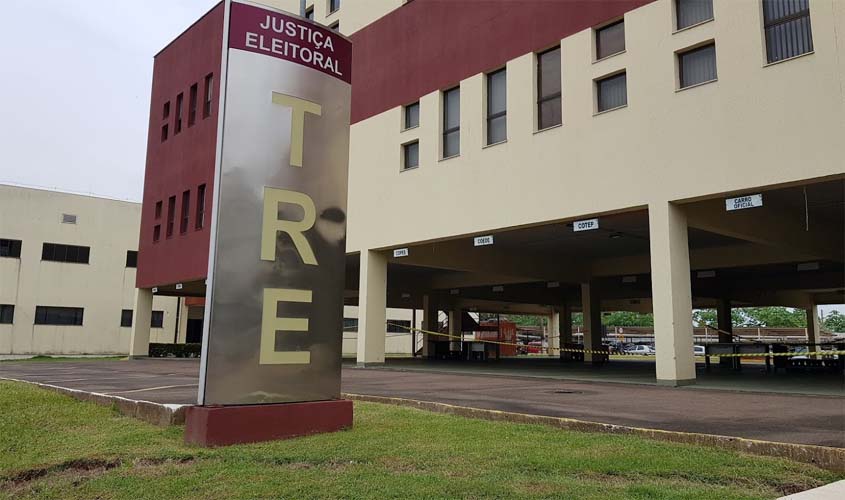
xmin=1 ymin=377 xmax=186 ymax=426
xmin=342 ymin=392 xmax=845 ymax=472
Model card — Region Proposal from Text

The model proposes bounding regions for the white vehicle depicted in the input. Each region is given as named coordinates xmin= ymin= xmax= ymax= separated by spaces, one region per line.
xmin=625 ymin=345 xmax=655 ymax=355
xmin=694 ymin=345 xmax=706 ymax=356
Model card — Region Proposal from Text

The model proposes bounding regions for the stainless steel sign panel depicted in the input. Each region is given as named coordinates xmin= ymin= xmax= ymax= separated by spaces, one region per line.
xmin=573 ymin=218 xmax=599 ymax=232
xmin=199 ymin=1 xmax=352 ymax=406
xmin=725 ymin=194 xmax=763 ymax=211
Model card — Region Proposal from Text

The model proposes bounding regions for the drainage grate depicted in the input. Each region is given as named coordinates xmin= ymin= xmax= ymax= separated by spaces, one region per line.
xmin=552 ymin=390 xmax=582 ymax=394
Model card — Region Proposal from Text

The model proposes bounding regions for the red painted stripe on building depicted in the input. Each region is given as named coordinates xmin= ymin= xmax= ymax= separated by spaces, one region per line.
xmin=349 ymin=0 xmax=654 ymax=124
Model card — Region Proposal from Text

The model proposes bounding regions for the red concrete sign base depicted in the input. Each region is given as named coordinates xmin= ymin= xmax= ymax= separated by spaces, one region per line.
xmin=184 ymin=400 xmax=353 ymax=446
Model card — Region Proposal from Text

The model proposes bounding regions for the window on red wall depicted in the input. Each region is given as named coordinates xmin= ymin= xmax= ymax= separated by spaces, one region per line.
xmin=180 ymin=190 xmax=190 ymax=234
xmin=203 ymin=74 xmax=214 ymax=118
xmin=161 ymin=124 xmax=168 ymax=142
xmin=166 ymin=196 xmax=176 ymax=238
xmin=188 ymin=83 xmax=198 ymax=127
xmin=153 ymin=225 xmax=161 ymax=242
xmin=175 ymin=93 xmax=184 ymax=134
xmin=163 ymin=101 xmax=170 ymax=119
xmin=154 ymin=201 xmax=162 ymax=219
xmin=196 ymin=184 xmax=206 ymax=229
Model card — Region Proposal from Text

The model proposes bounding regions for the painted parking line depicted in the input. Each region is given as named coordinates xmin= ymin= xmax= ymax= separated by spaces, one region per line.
xmin=104 ymin=384 xmax=198 ymax=395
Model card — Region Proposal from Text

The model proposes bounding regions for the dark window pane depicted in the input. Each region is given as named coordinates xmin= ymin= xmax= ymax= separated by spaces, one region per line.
xmin=305 ymin=7 xmax=314 ymax=20
xmin=0 ymin=239 xmax=22 ymax=258
xmin=487 ymin=70 xmax=507 ymax=116
xmin=403 ymin=142 xmax=419 ymax=170
xmin=404 ymin=102 xmax=419 ymax=129
xmin=196 ymin=184 xmax=206 ymax=229
xmin=151 ymin=311 xmax=164 ymax=328
xmin=203 ymin=74 xmax=214 ymax=118
xmin=121 ymin=309 xmax=133 ymax=327
xmin=597 ymin=73 xmax=627 ymax=112
xmin=387 ymin=320 xmax=411 ymax=333
xmin=596 ymin=20 xmax=625 ymax=59
xmin=34 ymin=306 xmax=84 ymax=326
xmin=126 ymin=250 xmax=138 ymax=268
xmin=538 ymin=47 xmax=561 ymax=98
xmin=330 ymin=0 xmax=340 ymax=13
xmin=679 ymin=44 xmax=717 ymax=88
xmin=487 ymin=115 xmax=507 ymax=144
xmin=443 ymin=130 xmax=460 ymax=158
xmin=0 ymin=305 xmax=14 ymax=324
xmin=538 ymin=96 xmax=562 ymax=130
xmin=443 ymin=87 xmax=460 ymax=157
xmin=762 ymin=0 xmax=812 ymax=63
xmin=181 ymin=190 xmax=190 ymax=234
xmin=343 ymin=318 xmax=358 ymax=330
xmin=676 ymin=0 xmax=713 ymax=30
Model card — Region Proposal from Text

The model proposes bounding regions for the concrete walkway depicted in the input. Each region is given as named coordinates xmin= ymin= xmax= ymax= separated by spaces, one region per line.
xmin=1 ymin=358 xmax=843 ymax=448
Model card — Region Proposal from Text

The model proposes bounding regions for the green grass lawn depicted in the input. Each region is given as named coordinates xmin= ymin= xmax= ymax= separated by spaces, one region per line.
xmin=0 ymin=381 xmax=839 ymax=499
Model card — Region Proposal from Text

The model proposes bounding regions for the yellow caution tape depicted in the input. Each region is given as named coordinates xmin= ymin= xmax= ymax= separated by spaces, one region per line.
xmin=386 ymin=323 xmax=845 ymax=358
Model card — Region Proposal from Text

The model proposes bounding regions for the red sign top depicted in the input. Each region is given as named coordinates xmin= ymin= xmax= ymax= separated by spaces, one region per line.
xmin=228 ymin=2 xmax=352 ymax=84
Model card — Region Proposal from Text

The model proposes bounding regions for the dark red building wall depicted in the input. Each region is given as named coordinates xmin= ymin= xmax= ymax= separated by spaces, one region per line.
xmin=350 ymin=0 xmax=654 ymax=124
xmin=137 ymin=3 xmax=224 ymax=289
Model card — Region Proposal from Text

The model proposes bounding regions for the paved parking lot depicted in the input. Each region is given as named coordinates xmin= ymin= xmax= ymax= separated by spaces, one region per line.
xmin=1 ymin=358 xmax=842 ymax=447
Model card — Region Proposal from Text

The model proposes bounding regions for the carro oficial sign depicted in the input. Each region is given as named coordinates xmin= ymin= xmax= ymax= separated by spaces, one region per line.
xmin=725 ymin=194 xmax=763 ymax=211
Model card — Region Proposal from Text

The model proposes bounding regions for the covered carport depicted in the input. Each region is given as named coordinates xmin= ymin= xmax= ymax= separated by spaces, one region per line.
xmin=347 ymin=177 xmax=844 ymax=389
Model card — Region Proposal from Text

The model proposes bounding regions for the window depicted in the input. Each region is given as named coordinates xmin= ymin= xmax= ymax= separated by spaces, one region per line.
xmin=329 ymin=0 xmax=340 ymax=14
xmin=196 ymin=184 xmax=206 ymax=229
xmin=180 ymin=190 xmax=190 ymax=234
xmin=126 ymin=250 xmax=138 ymax=268
xmin=188 ymin=83 xmax=198 ymax=127
xmin=596 ymin=72 xmax=627 ymax=112
xmin=120 ymin=309 xmax=133 ymax=327
xmin=175 ymin=93 xmax=184 ymax=134
xmin=0 ymin=305 xmax=14 ymax=325
xmin=166 ymin=196 xmax=176 ymax=238
xmin=35 ymin=306 xmax=84 ymax=326
xmin=61 ymin=214 xmax=77 ymax=224
xmin=537 ymin=46 xmax=562 ymax=130
xmin=0 ymin=239 xmax=22 ymax=258
xmin=329 ymin=21 xmax=339 ymax=31
xmin=676 ymin=0 xmax=713 ymax=30
xmin=155 ymin=201 xmax=162 ymax=219
xmin=151 ymin=311 xmax=164 ymax=328
xmin=153 ymin=225 xmax=161 ymax=242
xmin=305 ymin=6 xmax=314 ymax=20
xmin=343 ymin=318 xmax=358 ymax=331
xmin=42 ymin=243 xmax=90 ymax=264
xmin=162 ymin=101 xmax=170 ymax=119
xmin=203 ymin=74 xmax=214 ymax=118
xmin=387 ymin=320 xmax=411 ymax=333
xmin=486 ymin=69 xmax=507 ymax=145
xmin=442 ymin=87 xmax=460 ymax=158
xmin=678 ymin=43 xmax=717 ymax=88
xmin=596 ymin=20 xmax=625 ymax=59
xmin=763 ymin=0 xmax=813 ymax=64
xmin=404 ymin=102 xmax=419 ymax=130
xmin=403 ymin=141 xmax=419 ymax=170
xmin=161 ymin=124 xmax=168 ymax=142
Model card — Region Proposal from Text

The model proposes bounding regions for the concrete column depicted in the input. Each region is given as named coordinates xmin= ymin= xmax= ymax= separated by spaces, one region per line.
xmin=716 ymin=298 xmax=733 ymax=343
xmin=581 ymin=283 xmax=603 ymax=363
xmin=559 ymin=303 xmax=574 ymax=361
xmin=448 ymin=310 xmax=461 ymax=352
xmin=649 ymin=201 xmax=696 ymax=386
xmin=549 ymin=309 xmax=560 ymax=355
xmin=177 ymin=299 xmax=190 ymax=344
xmin=356 ymin=250 xmax=387 ymax=367
xmin=129 ymin=288 xmax=153 ymax=358
xmin=421 ymin=294 xmax=437 ymax=357
xmin=806 ymin=305 xmax=820 ymax=347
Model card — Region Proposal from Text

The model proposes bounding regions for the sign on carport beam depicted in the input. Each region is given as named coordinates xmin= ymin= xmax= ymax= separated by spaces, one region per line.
xmin=474 ymin=235 xmax=494 ymax=246
xmin=725 ymin=194 xmax=763 ymax=211
xmin=573 ymin=218 xmax=599 ymax=232
xmin=393 ymin=248 xmax=409 ymax=258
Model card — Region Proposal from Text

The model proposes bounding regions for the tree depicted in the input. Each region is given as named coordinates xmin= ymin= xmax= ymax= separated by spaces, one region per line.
xmin=822 ymin=310 xmax=845 ymax=333
xmin=602 ymin=311 xmax=653 ymax=327
xmin=738 ymin=307 xmax=806 ymax=328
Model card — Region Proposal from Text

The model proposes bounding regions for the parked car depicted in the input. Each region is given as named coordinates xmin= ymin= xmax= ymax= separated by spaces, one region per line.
xmin=624 ymin=345 xmax=655 ymax=355
xmin=693 ymin=345 xmax=706 ymax=356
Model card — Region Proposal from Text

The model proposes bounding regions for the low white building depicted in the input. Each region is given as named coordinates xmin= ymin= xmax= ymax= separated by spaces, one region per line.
xmin=0 ymin=185 xmax=179 ymax=355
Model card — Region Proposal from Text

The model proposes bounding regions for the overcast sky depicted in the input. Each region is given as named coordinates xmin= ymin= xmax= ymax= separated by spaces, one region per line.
xmin=0 ymin=0 xmax=218 ymax=202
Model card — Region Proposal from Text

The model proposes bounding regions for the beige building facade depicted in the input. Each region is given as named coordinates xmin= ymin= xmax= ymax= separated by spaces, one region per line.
xmin=0 ymin=185 xmax=179 ymax=355
xmin=345 ymin=0 xmax=845 ymax=383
